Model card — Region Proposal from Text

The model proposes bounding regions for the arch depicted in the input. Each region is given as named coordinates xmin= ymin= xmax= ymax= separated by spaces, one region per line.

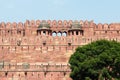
xmin=76 ymin=31 xmax=79 ymax=35
xmin=43 ymin=31 xmax=46 ymax=35
xmin=17 ymin=30 xmax=21 ymax=35
xmin=57 ymin=32 xmax=62 ymax=37
xmin=52 ymin=31 xmax=57 ymax=37
xmin=25 ymin=72 xmax=27 ymax=76
xmin=62 ymin=32 xmax=67 ymax=36
xmin=5 ymin=72 xmax=8 ymax=76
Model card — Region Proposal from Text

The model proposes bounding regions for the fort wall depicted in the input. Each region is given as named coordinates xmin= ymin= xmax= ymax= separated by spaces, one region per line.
xmin=0 ymin=20 xmax=120 ymax=80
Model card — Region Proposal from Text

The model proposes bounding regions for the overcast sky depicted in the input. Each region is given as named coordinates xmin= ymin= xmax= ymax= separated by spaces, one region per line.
xmin=0 ymin=0 xmax=119 ymax=23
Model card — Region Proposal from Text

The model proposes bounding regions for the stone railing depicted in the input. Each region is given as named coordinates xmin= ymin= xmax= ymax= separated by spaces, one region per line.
xmin=0 ymin=63 xmax=71 ymax=72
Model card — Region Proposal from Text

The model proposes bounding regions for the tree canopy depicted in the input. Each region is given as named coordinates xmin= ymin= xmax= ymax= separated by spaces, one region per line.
xmin=69 ymin=40 xmax=120 ymax=80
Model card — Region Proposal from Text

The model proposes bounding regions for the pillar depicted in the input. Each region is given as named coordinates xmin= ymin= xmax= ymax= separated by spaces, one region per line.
xmin=74 ymin=31 xmax=76 ymax=36
xmin=46 ymin=31 xmax=48 ymax=36
xmin=70 ymin=32 xmax=72 ymax=36
xmin=79 ymin=31 xmax=80 ymax=36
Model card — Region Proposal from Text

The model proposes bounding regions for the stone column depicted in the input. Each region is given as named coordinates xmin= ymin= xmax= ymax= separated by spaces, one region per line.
xmin=74 ymin=31 xmax=76 ymax=36
xmin=70 ymin=32 xmax=72 ymax=36
xmin=46 ymin=31 xmax=48 ymax=36
xmin=78 ymin=31 xmax=81 ymax=36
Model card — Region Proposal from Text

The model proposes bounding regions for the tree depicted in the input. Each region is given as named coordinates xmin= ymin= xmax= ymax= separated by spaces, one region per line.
xmin=69 ymin=40 xmax=120 ymax=80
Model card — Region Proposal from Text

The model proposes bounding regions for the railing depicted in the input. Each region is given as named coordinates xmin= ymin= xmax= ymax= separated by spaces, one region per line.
xmin=0 ymin=64 xmax=71 ymax=72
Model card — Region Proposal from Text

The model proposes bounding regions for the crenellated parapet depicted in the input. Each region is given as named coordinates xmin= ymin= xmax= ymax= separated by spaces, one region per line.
xmin=93 ymin=23 xmax=120 ymax=38
xmin=0 ymin=20 xmax=120 ymax=45
xmin=0 ymin=20 xmax=94 ymax=28
xmin=0 ymin=20 xmax=120 ymax=30
xmin=0 ymin=20 xmax=120 ymax=38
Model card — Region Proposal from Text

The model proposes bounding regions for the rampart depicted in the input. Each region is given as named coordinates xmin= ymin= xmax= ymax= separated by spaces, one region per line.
xmin=0 ymin=20 xmax=120 ymax=80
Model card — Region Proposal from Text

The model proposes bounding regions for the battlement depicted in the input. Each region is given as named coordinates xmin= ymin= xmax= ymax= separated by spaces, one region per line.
xmin=0 ymin=20 xmax=93 ymax=28
xmin=0 ymin=20 xmax=120 ymax=38
xmin=0 ymin=20 xmax=120 ymax=29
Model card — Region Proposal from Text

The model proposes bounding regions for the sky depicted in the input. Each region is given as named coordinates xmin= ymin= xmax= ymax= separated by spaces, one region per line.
xmin=0 ymin=0 xmax=120 ymax=23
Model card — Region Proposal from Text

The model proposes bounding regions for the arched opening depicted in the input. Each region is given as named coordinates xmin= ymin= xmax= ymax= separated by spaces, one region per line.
xmin=18 ymin=74 xmax=20 ymax=77
xmin=43 ymin=41 xmax=46 ymax=46
xmin=63 ymin=72 xmax=66 ymax=76
xmin=44 ymin=72 xmax=47 ymax=77
xmin=105 ymin=31 xmax=107 ymax=34
xmin=62 ymin=32 xmax=67 ymax=36
xmin=52 ymin=32 xmax=57 ymax=37
xmin=37 ymin=30 xmax=41 ymax=36
xmin=5 ymin=72 xmax=8 ymax=77
xmin=8 ymin=30 xmax=10 ymax=34
xmin=25 ymin=72 xmax=27 ymax=76
xmin=43 ymin=31 xmax=46 ymax=35
xmin=117 ymin=31 xmax=119 ymax=34
xmin=17 ymin=30 xmax=21 ymax=35
xmin=68 ymin=43 xmax=71 ymax=46
xmin=57 ymin=32 xmax=62 ymax=37
xmin=76 ymin=31 xmax=78 ymax=35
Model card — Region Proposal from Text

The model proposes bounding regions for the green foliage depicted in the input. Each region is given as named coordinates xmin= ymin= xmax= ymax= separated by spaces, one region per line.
xmin=69 ymin=40 xmax=120 ymax=80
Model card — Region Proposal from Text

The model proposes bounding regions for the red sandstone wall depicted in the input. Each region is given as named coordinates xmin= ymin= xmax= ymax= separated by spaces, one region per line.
xmin=0 ymin=63 xmax=71 ymax=80
xmin=0 ymin=20 xmax=120 ymax=80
